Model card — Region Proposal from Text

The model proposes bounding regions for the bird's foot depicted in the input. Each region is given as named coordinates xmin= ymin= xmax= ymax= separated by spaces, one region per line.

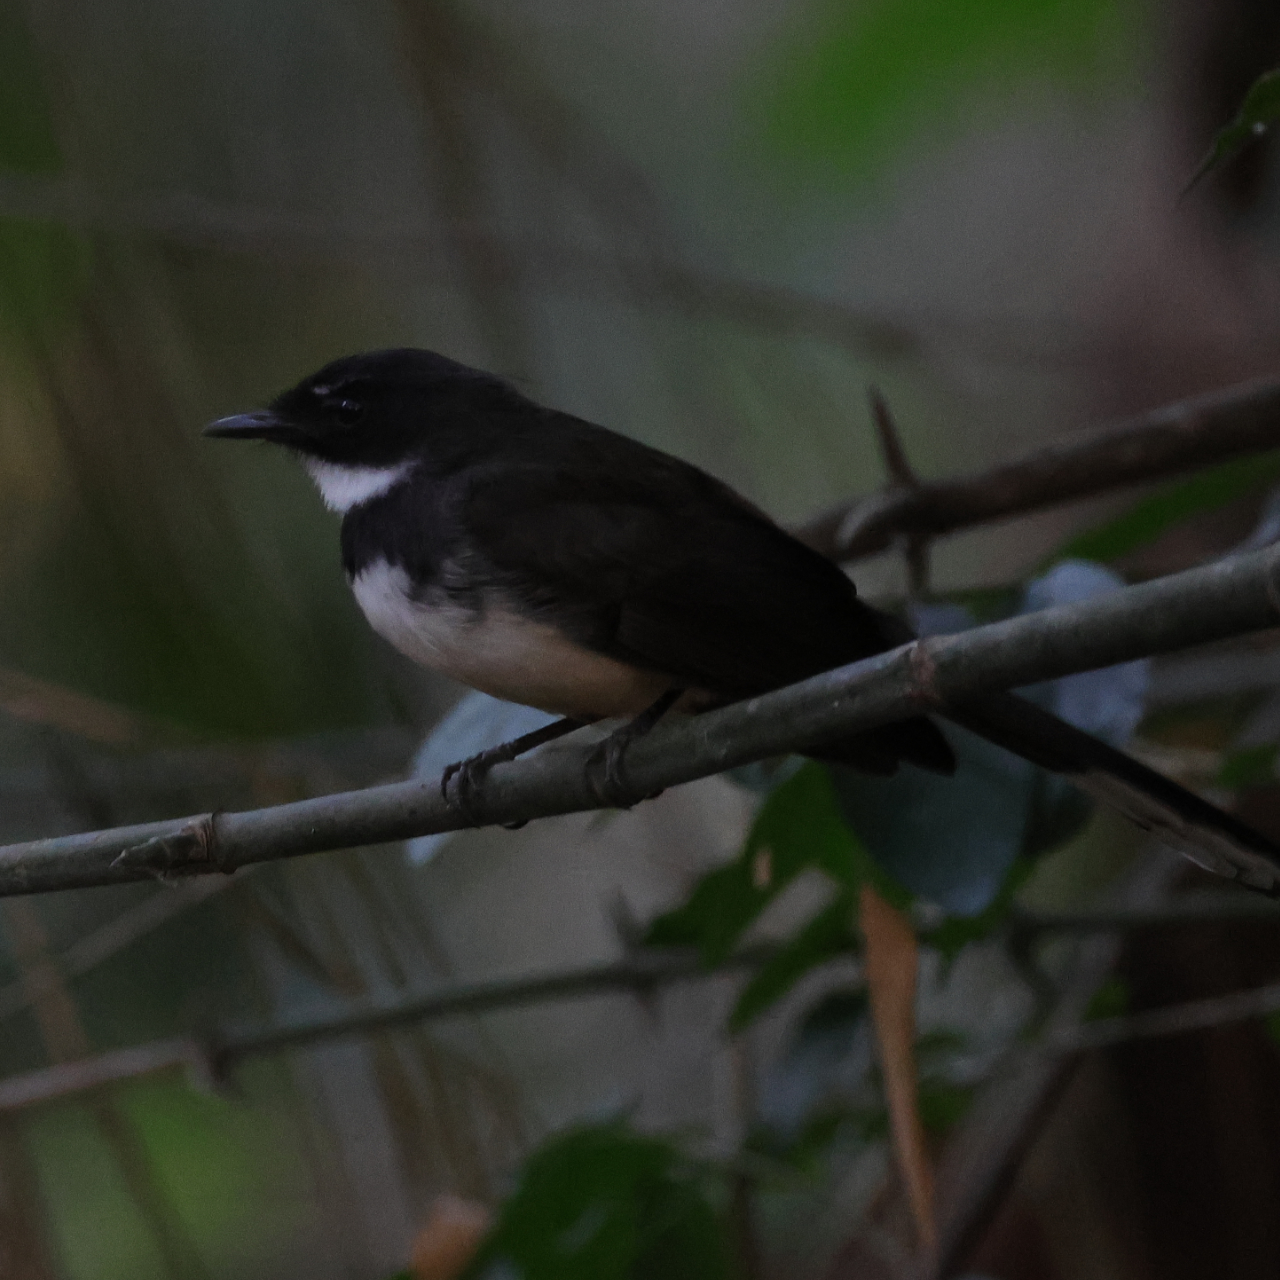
xmin=441 ymin=743 xmax=519 ymax=826
xmin=440 ymin=715 xmax=593 ymax=827
xmin=585 ymin=690 xmax=681 ymax=809
xmin=586 ymin=730 xmax=635 ymax=809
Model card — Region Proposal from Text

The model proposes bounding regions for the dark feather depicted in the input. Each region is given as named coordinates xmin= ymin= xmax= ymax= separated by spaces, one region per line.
xmin=453 ymin=415 xmax=955 ymax=774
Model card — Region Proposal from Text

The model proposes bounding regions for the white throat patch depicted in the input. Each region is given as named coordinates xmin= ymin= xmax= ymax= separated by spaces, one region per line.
xmin=302 ymin=457 xmax=416 ymax=513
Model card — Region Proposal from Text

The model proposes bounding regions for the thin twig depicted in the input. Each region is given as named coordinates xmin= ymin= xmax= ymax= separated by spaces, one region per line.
xmin=1054 ymin=979 xmax=1280 ymax=1053
xmin=213 ymin=944 xmax=777 ymax=1069
xmin=1010 ymin=894 xmax=1280 ymax=935
xmin=0 ymin=1040 xmax=204 ymax=1113
xmin=0 ymin=945 xmax=779 ymax=1112
xmin=797 ymin=376 xmax=1280 ymax=562
xmin=3 ymin=543 xmax=1280 ymax=896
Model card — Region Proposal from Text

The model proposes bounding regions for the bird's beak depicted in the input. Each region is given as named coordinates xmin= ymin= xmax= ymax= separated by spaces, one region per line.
xmin=203 ymin=410 xmax=288 ymax=441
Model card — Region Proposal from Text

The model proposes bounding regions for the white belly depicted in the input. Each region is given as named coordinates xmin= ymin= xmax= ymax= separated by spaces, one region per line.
xmin=349 ymin=559 xmax=674 ymax=718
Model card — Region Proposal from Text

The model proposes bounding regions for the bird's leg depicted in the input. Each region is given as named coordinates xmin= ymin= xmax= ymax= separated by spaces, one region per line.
xmin=587 ymin=689 xmax=683 ymax=809
xmin=442 ymin=716 xmax=594 ymax=826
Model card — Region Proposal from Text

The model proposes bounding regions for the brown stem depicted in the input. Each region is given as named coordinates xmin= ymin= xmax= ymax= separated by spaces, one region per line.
xmin=798 ymin=376 xmax=1280 ymax=562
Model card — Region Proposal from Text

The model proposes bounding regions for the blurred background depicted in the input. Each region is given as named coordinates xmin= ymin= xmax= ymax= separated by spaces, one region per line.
xmin=2 ymin=1 xmax=1280 ymax=1277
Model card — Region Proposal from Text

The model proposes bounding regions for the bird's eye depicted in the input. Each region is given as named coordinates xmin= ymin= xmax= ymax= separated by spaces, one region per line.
xmin=335 ymin=398 xmax=364 ymax=426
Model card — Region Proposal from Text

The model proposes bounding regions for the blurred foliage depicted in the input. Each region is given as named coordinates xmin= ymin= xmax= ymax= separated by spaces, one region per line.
xmin=1084 ymin=974 xmax=1131 ymax=1021
xmin=646 ymin=763 xmax=876 ymax=964
xmin=1218 ymin=743 xmax=1279 ymax=789
xmin=645 ymin=763 xmax=906 ymax=1028
xmin=463 ymin=1122 xmax=735 ymax=1280
xmin=751 ymin=990 xmax=972 ymax=1171
xmin=922 ymin=858 xmax=1032 ymax=963
xmin=1187 ymin=65 xmax=1280 ymax=192
xmin=754 ymin=0 xmax=1139 ymax=186
xmin=26 ymin=1070 xmax=315 ymax=1280
xmin=1265 ymin=1010 xmax=1280 ymax=1049
xmin=0 ymin=0 xmax=1278 ymax=1276
xmin=1052 ymin=453 xmax=1280 ymax=565
xmin=0 ymin=3 xmax=90 ymax=342
xmin=730 ymin=889 xmax=858 ymax=1032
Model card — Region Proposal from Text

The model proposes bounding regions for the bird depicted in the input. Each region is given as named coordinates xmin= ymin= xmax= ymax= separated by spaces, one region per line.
xmin=206 ymin=348 xmax=1280 ymax=893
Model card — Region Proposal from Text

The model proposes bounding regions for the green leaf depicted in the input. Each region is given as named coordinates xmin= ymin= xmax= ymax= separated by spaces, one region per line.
xmin=464 ymin=1123 xmax=731 ymax=1280
xmin=1186 ymin=67 xmax=1280 ymax=193
xmin=746 ymin=1105 xmax=876 ymax=1172
xmin=917 ymin=1079 xmax=975 ymax=1136
xmin=0 ymin=5 xmax=60 ymax=174
xmin=1264 ymin=1010 xmax=1280 ymax=1049
xmin=1051 ymin=453 xmax=1280 ymax=565
xmin=729 ymin=889 xmax=858 ymax=1030
xmin=0 ymin=4 xmax=91 ymax=339
xmin=1218 ymin=745 xmax=1279 ymax=790
xmin=646 ymin=763 xmax=867 ymax=964
xmin=754 ymin=0 xmax=1138 ymax=186
xmin=1085 ymin=975 xmax=1130 ymax=1021
xmin=922 ymin=858 xmax=1032 ymax=963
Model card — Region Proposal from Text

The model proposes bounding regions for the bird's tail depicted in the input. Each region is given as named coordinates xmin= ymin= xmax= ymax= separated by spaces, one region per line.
xmin=946 ymin=691 xmax=1280 ymax=894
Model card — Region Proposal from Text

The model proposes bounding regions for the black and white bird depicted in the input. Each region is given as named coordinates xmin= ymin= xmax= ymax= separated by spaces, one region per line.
xmin=206 ymin=348 xmax=1280 ymax=893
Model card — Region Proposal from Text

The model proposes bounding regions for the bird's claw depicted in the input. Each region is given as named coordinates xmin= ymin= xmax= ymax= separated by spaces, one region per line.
xmin=586 ymin=734 xmax=664 ymax=808
xmin=440 ymin=754 xmax=488 ymax=825
xmin=441 ymin=743 xmax=520 ymax=825
xmin=440 ymin=716 xmax=593 ymax=829
xmin=586 ymin=734 xmax=633 ymax=809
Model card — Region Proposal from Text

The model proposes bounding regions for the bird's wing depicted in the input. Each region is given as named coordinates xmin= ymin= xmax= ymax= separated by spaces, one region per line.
xmin=460 ymin=459 xmax=893 ymax=697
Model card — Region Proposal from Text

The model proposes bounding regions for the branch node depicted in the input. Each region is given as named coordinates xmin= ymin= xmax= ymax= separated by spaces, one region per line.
xmin=110 ymin=814 xmax=224 ymax=881
xmin=906 ymin=641 xmax=942 ymax=708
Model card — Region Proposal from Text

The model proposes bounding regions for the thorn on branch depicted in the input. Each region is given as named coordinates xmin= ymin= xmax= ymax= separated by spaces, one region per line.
xmin=868 ymin=386 xmax=932 ymax=596
xmin=869 ymin=386 xmax=920 ymax=490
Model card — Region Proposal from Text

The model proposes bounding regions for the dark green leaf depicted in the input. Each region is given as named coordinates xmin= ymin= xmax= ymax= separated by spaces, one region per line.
xmin=1051 ymin=454 xmax=1280 ymax=565
xmin=1218 ymin=744 xmax=1279 ymax=790
xmin=745 ymin=1105 xmax=878 ymax=1172
xmin=0 ymin=4 xmax=91 ymax=339
xmin=754 ymin=0 xmax=1137 ymax=186
xmin=914 ymin=1029 xmax=968 ymax=1063
xmin=1085 ymin=976 xmax=1130 ymax=1021
xmin=1186 ymin=67 xmax=1280 ymax=192
xmin=922 ymin=859 xmax=1032 ymax=963
xmin=0 ymin=5 xmax=60 ymax=173
xmin=646 ymin=763 xmax=867 ymax=964
xmin=917 ymin=1079 xmax=975 ymax=1136
xmin=464 ymin=1123 xmax=732 ymax=1280
xmin=758 ymin=987 xmax=871 ymax=1139
xmin=729 ymin=890 xmax=858 ymax=1030
xmin=1264 ymin=1011 xmax=1280 ymax=1049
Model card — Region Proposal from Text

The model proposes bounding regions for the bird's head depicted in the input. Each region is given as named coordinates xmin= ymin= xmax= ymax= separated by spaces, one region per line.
xmin=205 ymin=348 xmax=520 ymax=511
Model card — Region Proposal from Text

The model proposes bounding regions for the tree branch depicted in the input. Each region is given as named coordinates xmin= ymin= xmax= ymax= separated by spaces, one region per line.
xmin=1010 ymin=894 xmax=1280 ymax=935
xmin=0 ymin=1040 xmax=201 ymax=1113
xmin=797 ymin=376 xmax=1280 ymax=562
xmin=0 ymin=544 xmax=1278 ymax=896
